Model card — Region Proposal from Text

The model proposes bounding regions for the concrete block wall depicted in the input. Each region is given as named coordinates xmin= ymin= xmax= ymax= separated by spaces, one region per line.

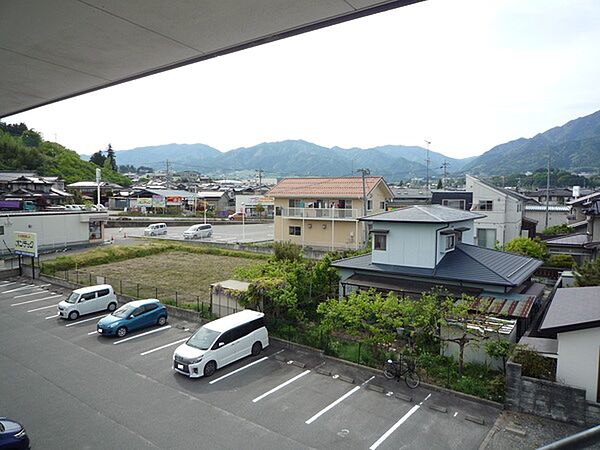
xmin=506 ymin=361 xmax=598 ymax=426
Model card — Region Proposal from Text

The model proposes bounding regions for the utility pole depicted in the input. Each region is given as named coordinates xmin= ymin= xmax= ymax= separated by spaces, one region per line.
xmin=545 ymin=153 xmax=551 ymax=230
xmin=356 ymin=168 xmax=370 ymax=247
xmin=165 ymin=160 xmax=170 ymax=188
xmin=440 ymin=160 xmax=450 ymax=188
xmin=424 ymin=140 xmax=431 ymax=191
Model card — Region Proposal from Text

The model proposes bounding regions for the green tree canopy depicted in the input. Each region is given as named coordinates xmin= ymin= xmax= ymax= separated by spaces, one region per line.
xmin=504 ymin=237 xmax=548 ymax=261
xmin=574 ymin=257 xmax=600 ymax=286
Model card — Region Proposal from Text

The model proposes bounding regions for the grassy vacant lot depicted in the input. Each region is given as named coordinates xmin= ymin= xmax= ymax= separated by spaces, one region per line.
xmin=76 ymin=251 xmax=260 ymax=303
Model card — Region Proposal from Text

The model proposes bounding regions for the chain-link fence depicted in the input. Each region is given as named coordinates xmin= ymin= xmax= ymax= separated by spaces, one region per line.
xmin=55 ymin=269 xmax=243 ymax=319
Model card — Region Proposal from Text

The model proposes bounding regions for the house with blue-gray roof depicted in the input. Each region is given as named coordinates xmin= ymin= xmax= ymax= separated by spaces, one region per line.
xmin=332 ymin=204 xmax=544 ymax=336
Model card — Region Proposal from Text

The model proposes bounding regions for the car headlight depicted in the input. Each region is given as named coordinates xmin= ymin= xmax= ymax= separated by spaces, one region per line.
xmin=15 ymin=429 xmax=27 ymax=439
xmin=189 ymin=356 xmax=203 ymax=364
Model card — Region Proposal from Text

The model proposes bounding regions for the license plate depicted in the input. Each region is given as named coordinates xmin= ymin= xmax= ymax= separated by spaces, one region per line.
xmin=177 ymin=364 xmax=184 ymax=370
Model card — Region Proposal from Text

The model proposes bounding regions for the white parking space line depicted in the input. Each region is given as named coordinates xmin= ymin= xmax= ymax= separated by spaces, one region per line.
xmin=305 ymin=385 xmax=361 ymax=424
xmin=65 ymin=315 xmax=107 ymax=327
xmin=113 ymin=326 xmax=171 ymax=345
xmin=368 ymin=393 xmax=431 ymax=450
xmin=88 ymin=330 xmax=98 ymax=335
xmin=0 ymin=282 xmax=18 ymax=289
xmin=140 ymin=338 xmax=188 ymax=356
xmin=11 ymin=294 xmax=61 ymax=306
xmin=209 ymin=356 xmax=269 ymax=384
xmin=27 ymin=304 xmax=58 ymax=312
xmin=45 ymin=314 xmax=59 ymax=320
xmin=3 ymin=284 xmax=48 ymax=294
xmin=13 ymin=290 xmax=46 ymax=299
xmin=252 ymin=370 xmax=311 ymax=403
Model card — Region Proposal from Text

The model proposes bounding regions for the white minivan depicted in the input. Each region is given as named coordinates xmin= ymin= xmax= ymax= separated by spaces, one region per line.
xmin=173 ymin=310 xmax=269 ymax=378
xmin=183 ymin=224 xmax=213 ymax=239
xmin=57 ymin=284 xmax=118 ymax=320
xmin=144 ymin=223 xmax=167 ymax=236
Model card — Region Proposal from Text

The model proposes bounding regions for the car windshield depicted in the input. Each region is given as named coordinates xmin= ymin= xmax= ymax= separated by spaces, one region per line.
xmin=65 ymin=292 xmax=79 ymax=304
xmin=187 ymin=326 xmax=220 ymax=350
xmin=112 ymin=305 xmax=136 ymax=318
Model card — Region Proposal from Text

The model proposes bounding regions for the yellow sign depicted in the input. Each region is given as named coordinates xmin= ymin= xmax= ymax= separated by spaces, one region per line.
xmin=14 ymin=231 xmax=38 ymax=257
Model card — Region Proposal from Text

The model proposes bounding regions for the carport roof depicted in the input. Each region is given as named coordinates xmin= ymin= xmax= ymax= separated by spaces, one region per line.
xmin=1 ymin=0 xmax=423 ymax=118
xmin=540 ymin=286 xmax=600 ymax=333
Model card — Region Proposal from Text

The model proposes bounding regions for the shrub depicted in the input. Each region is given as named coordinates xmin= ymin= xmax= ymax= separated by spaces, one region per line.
xmin=546 ymin=254 xmax=576 ymax=268
xmin=512 ymin=345 xmax=556 ymax=380
xmin=574 ymin=257 xmax=600 ymax=286
xmin=273 ymin=241 xmax=303 ymax=262
xmin=504 ymin=237 xmax=548 ymax=261
xmin=543 ymin=224 xmax=572 ymax=236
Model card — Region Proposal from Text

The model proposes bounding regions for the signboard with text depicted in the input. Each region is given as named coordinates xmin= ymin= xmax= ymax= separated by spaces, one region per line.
xmin=14 ymin=231 xmax=38 ymax=257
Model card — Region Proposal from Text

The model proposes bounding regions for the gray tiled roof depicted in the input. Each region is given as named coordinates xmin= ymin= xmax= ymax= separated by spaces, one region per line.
xmin=540 ymin=286 xmax=600 ymax=332
xmin=362 ymin=205 xmax=485 ymax=223
xmin=333 ymin=243 xmax=542 ymax=287
xmin=546 ymin=233 xmax=589 ymax=246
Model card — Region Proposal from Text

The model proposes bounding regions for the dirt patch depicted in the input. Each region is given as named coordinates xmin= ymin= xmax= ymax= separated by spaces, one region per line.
xmin=78 ymin=251 xmax=259 ymax=303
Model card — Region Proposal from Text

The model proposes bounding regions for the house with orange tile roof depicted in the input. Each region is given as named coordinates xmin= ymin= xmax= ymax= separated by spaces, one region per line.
xmin=268 ymin=176 xmax=393 ymax=250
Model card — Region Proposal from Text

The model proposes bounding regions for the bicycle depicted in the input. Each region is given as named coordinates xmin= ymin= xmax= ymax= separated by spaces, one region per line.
xmin=383 ymin=357 xmax=420 ymax=389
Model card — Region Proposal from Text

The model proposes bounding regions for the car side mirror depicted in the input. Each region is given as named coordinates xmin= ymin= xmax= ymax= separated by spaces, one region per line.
xmin=128 ymin=315 xmax=134 ymax=320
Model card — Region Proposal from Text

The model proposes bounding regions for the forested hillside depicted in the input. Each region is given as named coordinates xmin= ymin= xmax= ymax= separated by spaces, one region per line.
xmin=0 ymin=123 xmax=131 ymax=186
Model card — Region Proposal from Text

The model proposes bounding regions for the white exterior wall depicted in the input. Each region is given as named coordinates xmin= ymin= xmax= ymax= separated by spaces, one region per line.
xmin=372 ymin=222 xmax=438 ymax=268
xmin=466 ymin=174 xmax=523 ymax=247
xmin=556 ymin=327 xmax=600 ymax=402
xmin=0 ymin=212 xmax=106 ymax=254
xmin=523 ymin=209 xmax=569 ymax=233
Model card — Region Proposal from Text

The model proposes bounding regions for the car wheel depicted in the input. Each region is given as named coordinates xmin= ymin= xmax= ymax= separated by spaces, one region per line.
xmin=116 ymin=327 xmax=127 ymax=338
xmin=251 ymin=341 xmax=262 ymax=356
xmin=203 ymin=361 xmax=217 ymax=377
xmin=107 ymin=302 xmax=117 ymax=312
xmin=68 ymin=310 xmax=79 ymax=321
xmin=157 ymin=315 xmax=167 ymax=326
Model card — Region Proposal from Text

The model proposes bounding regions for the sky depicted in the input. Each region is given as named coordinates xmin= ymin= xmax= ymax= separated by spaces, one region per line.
xmin=5 ymin=0 xmax=600 ymax=159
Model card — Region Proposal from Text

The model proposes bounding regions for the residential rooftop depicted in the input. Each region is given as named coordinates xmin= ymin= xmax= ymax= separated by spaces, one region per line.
xmin=540 ymin=286 xmax=600 ymax=333
xmin=361 ymin=204 xmax=485 ymax=224
xmin=268 ymin=177 xmax=390 ymax=199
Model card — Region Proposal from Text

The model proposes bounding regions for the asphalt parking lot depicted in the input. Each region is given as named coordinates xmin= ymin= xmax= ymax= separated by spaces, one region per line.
xmin=0 ymin=278 xmax=501 ymax=450
xmin=106 ymin=223 xmax=273 ymax=244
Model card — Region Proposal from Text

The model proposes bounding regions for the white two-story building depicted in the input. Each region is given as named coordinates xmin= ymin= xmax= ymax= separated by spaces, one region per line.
xmin=466 ymin=174 xmax=525 ymax=248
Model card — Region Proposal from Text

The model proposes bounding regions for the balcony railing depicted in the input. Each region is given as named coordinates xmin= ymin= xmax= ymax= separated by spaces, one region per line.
xmin=280 ymin=207 xmax=361 ymax=219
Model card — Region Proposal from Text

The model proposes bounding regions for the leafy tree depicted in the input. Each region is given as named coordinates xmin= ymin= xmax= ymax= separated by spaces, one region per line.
xmin=504 ymin=237 xmax=548 ymax=261
xmin=137 ymin=166 xmax=154 ymax=174
xmin=436 ymin=179 xmax=443 ymax=189
xmin=255 ymin=203 xmax=265 ymax=219
xmin=273 ymin=241 xmax=303 ymax=262
xmin=484 ymin=340 xmax=514 ymax=374
xmin=546 ymin=254 xmax=575 ymax=268
xmin=542 ymin=224 xmax=572 ymax=236
xmin=105 ymin=143 xmax=117 ymax=171
xmin=21 ymin=129 xmax=42 ymax=147
xmin=89 ymin=151 xmax=106 ymax=167
xmin=574 ymin=257 xmax=600 ymax=286
xmin=119 ymin=164 xmax=136 ymax=173
xmin=0 ymin=122 xmax=28 ymax=137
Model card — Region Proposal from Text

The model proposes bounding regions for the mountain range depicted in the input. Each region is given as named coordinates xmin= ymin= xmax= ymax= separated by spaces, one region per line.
xmin=110 ymin=109 xmax=600 ymax=179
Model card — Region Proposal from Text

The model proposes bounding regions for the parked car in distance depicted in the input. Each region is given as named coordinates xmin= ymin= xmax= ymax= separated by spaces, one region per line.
xmin=183 ymin=224 xmax=213 ymax=239
xmin=173 ymin=310 xmax=268 ymax=378
xmin=144 ymin=223 xmax=167 ymax=236
xmin=227 ymin=212 xmax=245 ymax=221
xmin=0 ymin=417 xmax=30 ymax=449
xmin=57 ymin=284 xmax=117 ymax=320
xmin=64 ymin=204 xmax=83 ymax=211
xmin=97 ymin=299 xmax=167 ymax=338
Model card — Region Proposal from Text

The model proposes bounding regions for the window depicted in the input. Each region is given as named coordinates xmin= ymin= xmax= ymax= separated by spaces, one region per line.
xmin=476 ymin=228 xmax=497 ymax=249
xmin=373 ymin=233 xmax=387 ymax=251
xmin=445 ymin=234 xmax=455 ymax=251
xmin=442 ymin=199 xmax=466 ymax=210
xmin=380 ymin=201 xmax=386 ymax=210
xmin=131 ymin=307 xmax=143 ymax=318
xmin=478 ymin=200 xmax=493 ymax=211
xmin=289 ymin=226 xmax=301 ymax=236
xmin=367 ymin=199 xmax=373 ymax=211
xmin=143 ymin=303 xmax=158 ymax=313
xmin=288 ymin=199 xmax=302 ymax=208
xmin=80 ymin=292 xmax=95 ymax=301
xmin=97 ymin=288 xmax=109 ymax=298
xmin=517 ymin=203 xmax=522 ymax=212
xmin=0 ymin=225 xmax=4 ymax=235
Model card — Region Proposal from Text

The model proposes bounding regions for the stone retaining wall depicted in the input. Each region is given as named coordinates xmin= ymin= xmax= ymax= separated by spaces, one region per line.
xmin=506 ymin=361 xmax=600 ymax=426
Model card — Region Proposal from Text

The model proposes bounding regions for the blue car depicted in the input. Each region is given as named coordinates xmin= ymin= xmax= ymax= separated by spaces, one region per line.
xmin=0 ymin=417 xmax=29 ymax=449
xmin=97 ymin=299 xmax=168 ymax=338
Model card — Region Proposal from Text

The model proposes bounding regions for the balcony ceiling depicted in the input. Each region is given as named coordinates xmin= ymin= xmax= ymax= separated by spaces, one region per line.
xmin=0 ymin=0 xmax=422 ymax=118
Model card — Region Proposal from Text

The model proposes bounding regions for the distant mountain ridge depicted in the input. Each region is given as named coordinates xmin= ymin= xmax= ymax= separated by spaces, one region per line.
xmin=110 ymin=108 xmax=600 ymax=179
xmin=463 ymin=109 xmax=600 ymax=175
xmin=113 ymin=140 xmax=472 ymax=180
